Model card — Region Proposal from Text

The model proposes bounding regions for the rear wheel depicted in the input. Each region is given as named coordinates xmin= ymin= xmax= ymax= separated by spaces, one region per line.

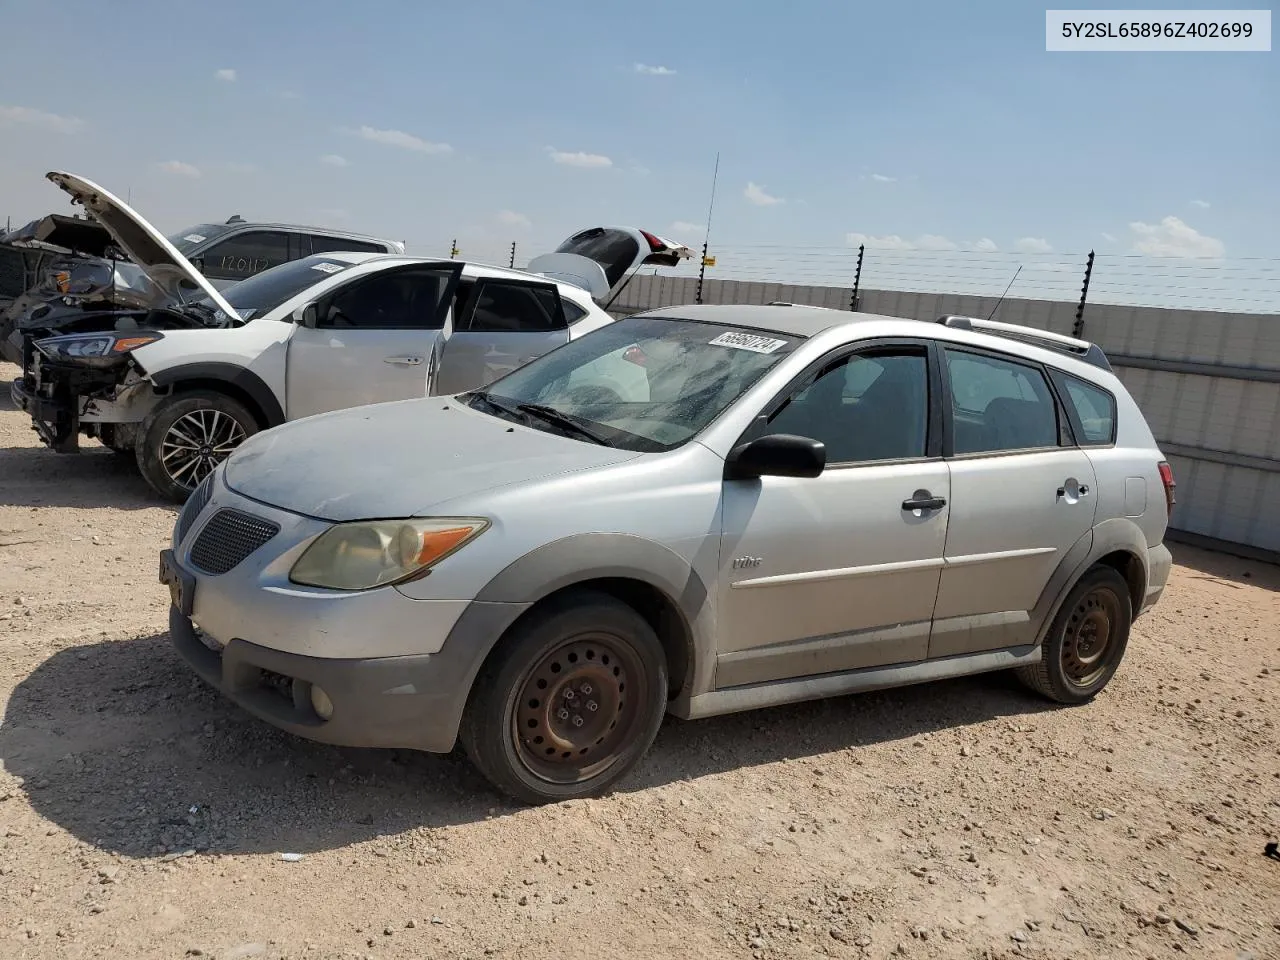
xmin=460 ymin=591 xmax=668 ymax=805
xmin=1016 ymin=565 xmax=1132 ymax=704
xmin=137 ymin=390 xmax=258 ymax=503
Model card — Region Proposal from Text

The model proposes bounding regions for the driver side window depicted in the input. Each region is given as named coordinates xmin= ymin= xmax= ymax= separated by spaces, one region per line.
xmin=318 ymin=269 xmax=452 ymax=330
xmin=763 ymin=349 xmax=930 ymax=464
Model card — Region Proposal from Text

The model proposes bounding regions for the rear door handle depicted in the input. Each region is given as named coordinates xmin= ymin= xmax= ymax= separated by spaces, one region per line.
xmin=383 ymin=355 xmax=424 ymax=366
xmin=902 ymin=495 xmax=947 ymax=511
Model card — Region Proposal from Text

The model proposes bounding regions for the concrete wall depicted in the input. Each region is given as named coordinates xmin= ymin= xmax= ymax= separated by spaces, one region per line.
xmin=612 ymin=273 xmax=1280 ymax=559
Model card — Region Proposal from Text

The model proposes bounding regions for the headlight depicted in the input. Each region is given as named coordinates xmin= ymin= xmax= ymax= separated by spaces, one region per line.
xmin=34 ymin=331 xmax=163 ymax=365
xmin=288 ymin=517 xmax=489 ymax=591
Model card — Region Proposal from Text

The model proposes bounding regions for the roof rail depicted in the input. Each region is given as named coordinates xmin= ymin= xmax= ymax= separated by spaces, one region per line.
xmin=934 ymin=315 xmax=1112 ymax=371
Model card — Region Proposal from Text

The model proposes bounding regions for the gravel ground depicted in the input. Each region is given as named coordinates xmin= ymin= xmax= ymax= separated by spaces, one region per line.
xmin=1 ymin=360 xmax=1278 ymax=960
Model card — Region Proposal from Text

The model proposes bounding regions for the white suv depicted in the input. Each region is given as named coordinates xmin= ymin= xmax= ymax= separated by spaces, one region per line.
xmin=10 ymin=173 xmax=690 ymax=501
xmin=159 ymin=303 xmax=1175 ymax=804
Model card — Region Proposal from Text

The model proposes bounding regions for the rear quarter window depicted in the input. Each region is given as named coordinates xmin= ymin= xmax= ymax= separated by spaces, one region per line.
xmin=1053 ymin=371 xmax=1117 ymax=445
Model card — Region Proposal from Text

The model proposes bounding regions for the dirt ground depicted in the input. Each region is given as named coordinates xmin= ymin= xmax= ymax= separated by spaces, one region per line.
xmin=0 ymin=360 xmax=1277 ymax=960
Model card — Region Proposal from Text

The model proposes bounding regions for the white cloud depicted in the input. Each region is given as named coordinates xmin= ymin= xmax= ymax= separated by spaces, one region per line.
xmin=1128 ymin=215 xmax=1225 ymax=258
xmin=972 ymin=238 xmax=999 ymax=253
xmin=745 ymin=182 xmax=783 ymax=206
xmin=0 ymin=104 xmax=83 ymax=134
xmin=671 ymin=221 xmax=703 ymax=235
xmin=156 ymin=160 xmax=201 ymax=178
xmin=350 ymin=125 xmax=453 ymax=155
xmin=845 ymin=233 xmax=916 ymax=251
xmin=1014 ymin=237 xmax=1053 ymax=254
xmin=1101 ymin=232 xmax=1118 ymax=243
xmin=547 ymin=148 xmax=613 ymax=168
xmin=214 ymin=68 xmax=237 ymax=82
xmin=917 ymin=234 xmax=958 ymax=251
xmin=870 ymin=173 xmax=897 ymax=183
xmin=497 ymin=210 xmax=531 ymax=229
xmin=635 ymin=63 xmax=677 ymax=75
xmin=320 ymin=154 xmax=350 ymax=167
xmin=1190 ymin=199 xmax=1211 ymax=209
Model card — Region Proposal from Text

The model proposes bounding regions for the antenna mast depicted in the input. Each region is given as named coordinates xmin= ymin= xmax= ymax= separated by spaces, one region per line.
xmin=986 ymin=265 xmax=1022 ymax=321
xmin=695 ymin=152 xmax=720 ymax=305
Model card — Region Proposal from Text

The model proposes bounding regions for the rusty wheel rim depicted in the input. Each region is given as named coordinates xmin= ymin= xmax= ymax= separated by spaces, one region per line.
xmin=513 ymin=634 xmax=647 ymax=785
xmin=1061 ymin=587 xmax=1120 ymax=687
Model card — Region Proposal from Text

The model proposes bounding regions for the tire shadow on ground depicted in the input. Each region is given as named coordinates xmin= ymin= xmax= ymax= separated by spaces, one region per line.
xmin=0 ymin=443 xmax=165 ymax=510
xmin=0 ymin=631 xmax=1057 ymax=859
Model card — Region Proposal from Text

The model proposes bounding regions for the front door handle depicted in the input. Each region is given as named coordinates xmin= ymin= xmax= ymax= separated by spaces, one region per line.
xmin=902 ymin=495 xmax=947 ymax=511
xmin=383 ymin=355 xmax=424 ymax=366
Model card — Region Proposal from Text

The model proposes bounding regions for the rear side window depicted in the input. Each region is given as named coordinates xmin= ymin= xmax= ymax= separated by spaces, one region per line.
xmin=945 ymin=348 xmax=1060 ymax=455
xmin=1053 ymin=371 xmax=1117 ymax=446
xmin=464 ymin=281 xmax=566 ymax=333
xmin=202 ymin=231 xmax=290 ymax=280
xmin=308 ymin=234 xmax=387 ymax=255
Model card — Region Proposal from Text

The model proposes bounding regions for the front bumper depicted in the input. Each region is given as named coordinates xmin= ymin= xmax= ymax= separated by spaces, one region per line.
xmin=161 ymin=475 xmax=530 ymax=752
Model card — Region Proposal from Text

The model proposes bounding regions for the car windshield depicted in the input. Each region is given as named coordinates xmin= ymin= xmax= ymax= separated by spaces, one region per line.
xmin=201 ymin=255 xmax=358 ymax=322
xmin=166 ymin=223 xmax=233 ymax=254
xmin=465 ymin=315 xmax=803 ymax=452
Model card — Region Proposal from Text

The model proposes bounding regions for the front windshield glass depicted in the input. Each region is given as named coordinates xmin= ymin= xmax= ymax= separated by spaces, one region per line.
xmin=203 ymin=255 xmax=358 ymax=321
xmin=467 ymin=315 xmax=803 ymax=452
xmin=166 ymin=223 xmax=232 ymax=254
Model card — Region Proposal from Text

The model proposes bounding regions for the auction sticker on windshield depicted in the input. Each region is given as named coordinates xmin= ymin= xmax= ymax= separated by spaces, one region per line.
xmin=709 ymin=331 xmax=789 ymax=354
xmin=311 ymin=262 xmax=345 ymax=274
xmin=183 ymin=234 xmax=206 ymax=244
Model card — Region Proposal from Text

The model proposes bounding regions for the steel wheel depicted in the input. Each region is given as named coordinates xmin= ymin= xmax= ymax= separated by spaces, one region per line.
xmin=1061 ymin=587 xmax=1120 ymax=687
xmin=161 ymin=408 xmax=247 ymax=489
xmin=512 ymin=634 xmax=650 ymax=785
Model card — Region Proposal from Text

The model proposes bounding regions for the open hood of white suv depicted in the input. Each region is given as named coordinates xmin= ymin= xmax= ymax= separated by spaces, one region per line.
xmin=526 ymin=227 xmax=692 ymax=303
xmin=45 ymin=171 xmax=239 ymax=319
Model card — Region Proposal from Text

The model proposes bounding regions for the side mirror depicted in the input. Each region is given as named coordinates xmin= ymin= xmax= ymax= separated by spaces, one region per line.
xmin=293 ymin=302 xmax=319 ymax=328
xmin=724 ymin=433 xmax=826 ymax=481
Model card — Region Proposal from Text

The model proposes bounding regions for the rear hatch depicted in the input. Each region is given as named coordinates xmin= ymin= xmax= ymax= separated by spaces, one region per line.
xmin=526 ymin=227 xmax=692 ymax=303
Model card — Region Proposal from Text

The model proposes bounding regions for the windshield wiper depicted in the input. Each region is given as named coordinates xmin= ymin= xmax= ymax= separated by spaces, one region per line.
xmin=515 ymin=402 xmax=612 ymax=446
xmin=467 ymin=390 xmax=523 ymax=421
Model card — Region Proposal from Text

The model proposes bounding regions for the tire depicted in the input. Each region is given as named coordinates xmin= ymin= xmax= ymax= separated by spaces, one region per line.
xmin=1016 ymin=564 xmax=1132 ymax=704
xmin=136 ymin=390 xmax=258 ymax=504
xmin=460 ymin=591 xmax=669 ymax=805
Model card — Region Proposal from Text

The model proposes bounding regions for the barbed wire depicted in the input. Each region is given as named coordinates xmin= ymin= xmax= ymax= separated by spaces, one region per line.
xmin=400 ymin=238 xmax=1280 ymax=315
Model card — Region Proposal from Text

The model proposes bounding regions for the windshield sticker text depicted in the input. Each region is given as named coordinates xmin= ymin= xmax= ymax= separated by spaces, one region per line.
xmin=709 ymin=332 xmax=788 ymax=354
xmin=311 ymin=262 xmax=345 ymax=274
xmin=183 ymin=234 xmax=206 ymax=244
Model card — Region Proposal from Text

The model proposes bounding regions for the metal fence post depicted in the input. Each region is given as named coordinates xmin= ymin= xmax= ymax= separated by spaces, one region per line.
xmin=509 ymin=242 xmax=516 ymax=268
xmin=695 ymin=239 xmax=709 ymax=305
xmin=851 ymin=244 xmax=865 ymax=311
xmin=450 ymin=239 xmax=458 ymax=259
xmin=1073 ymin=250 xmax=1094 ymax=338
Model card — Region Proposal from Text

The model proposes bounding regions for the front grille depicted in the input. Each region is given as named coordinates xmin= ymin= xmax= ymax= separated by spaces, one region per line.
xmin=175 ymin=474 xmax=215 ymax=545
xmin=188 ymin=508 xmax=280 ymax=575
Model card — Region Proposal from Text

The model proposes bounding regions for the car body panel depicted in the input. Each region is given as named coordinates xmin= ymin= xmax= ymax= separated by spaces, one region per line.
xmin=526 ymin=226 xmax=693 ymax=303
xmin=222 ymin=397 xmax=644 ymax=522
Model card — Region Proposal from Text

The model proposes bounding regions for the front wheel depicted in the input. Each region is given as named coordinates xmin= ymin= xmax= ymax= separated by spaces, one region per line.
xmin=460 ymin=591 xmax=668 ymax=805
xmin=137 ymin=390 xmax=258 ymax=503
xmin=1016 ymin=564 xmax=1133 ymax=704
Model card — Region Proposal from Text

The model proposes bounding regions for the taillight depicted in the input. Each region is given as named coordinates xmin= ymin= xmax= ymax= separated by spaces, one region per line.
xmin=639 ymin=230 xmax=665 ymax=253
xmin=1158 ymin=461 xmax=1176 ymax=515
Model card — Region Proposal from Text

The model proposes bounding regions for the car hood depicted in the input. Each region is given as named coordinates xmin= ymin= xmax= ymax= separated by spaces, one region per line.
xmin=223 ymin=398 xmax=643 ymax=522
xmin=45 ymin=171 xmax=239 ymax=319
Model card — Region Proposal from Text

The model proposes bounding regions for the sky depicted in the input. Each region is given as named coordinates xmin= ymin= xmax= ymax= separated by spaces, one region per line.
xmin=0 ymin=0 xmax=1276 ymax=309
